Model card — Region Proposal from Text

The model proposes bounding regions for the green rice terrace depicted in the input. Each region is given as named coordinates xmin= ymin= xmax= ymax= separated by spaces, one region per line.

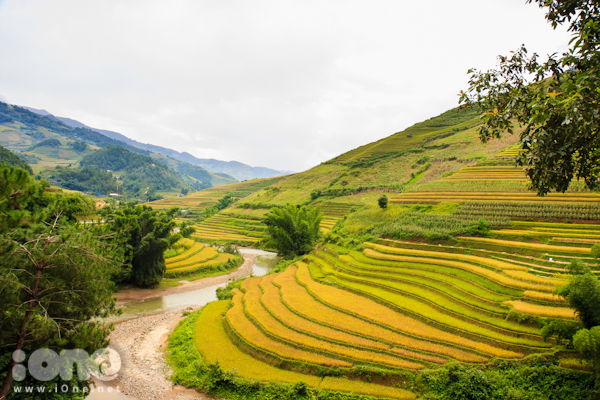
xmin=163 ymin=105 xmax=599 ymax=399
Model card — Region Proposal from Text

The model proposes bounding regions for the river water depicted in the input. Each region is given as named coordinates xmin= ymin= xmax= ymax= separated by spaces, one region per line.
xmin=87 ymin=249 xmax=278 ymax=399
xmin=107 ymin=249 xmax=278 ymax=322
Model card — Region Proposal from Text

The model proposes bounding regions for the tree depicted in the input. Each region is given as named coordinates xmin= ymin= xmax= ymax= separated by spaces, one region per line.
xmin=573 ymin=327 xmax=600 ymax=387
xmin=262 ymin=204 xmax=323 ymax=257
xmin=378 ymin=194 xmax=388 ymax=209
xmin=557 ymin=270 xmax=600 ymax=330
xmin=105 ymin=204 xmax=179 ymax=287
xmin=0 ymin=167 xmax=119 ymax=399
xmin=459 ymin=0 xmax=600 ymax=195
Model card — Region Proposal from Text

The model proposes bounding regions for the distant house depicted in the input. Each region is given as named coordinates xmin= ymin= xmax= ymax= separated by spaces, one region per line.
xmin=95 ymin=199 xmax=106 ymax=209
xmin=109 ymin=193 xmax=119 ymax=197
xmin=407 ymin=133 xmax=413 ymax=138
xmin=181 ymin=210 xmax=188 ymax=214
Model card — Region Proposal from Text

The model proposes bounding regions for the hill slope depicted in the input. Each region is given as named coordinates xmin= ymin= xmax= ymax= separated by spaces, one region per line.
xmin=161 ymin=103 xmax=598 ymax=400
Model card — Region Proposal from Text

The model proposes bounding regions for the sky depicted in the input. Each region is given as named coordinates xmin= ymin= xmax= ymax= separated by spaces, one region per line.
xmin=0 ymin=0 xmax=571 ymax=172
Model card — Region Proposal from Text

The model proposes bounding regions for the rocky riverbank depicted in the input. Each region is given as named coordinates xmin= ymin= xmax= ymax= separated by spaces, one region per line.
xmin=107 ymin=308 xmax=208 ymax=400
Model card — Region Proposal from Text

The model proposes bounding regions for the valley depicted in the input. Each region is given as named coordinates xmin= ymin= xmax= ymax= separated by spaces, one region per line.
xmin=2 ymin=106 xmax=599 ymax=400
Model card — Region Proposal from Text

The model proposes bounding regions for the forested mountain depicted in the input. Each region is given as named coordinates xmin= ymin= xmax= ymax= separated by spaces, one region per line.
xmin=0 ymin=101 xmax=238 ymax=198
xmin=23 ymin=105 xmax=293 ymax=180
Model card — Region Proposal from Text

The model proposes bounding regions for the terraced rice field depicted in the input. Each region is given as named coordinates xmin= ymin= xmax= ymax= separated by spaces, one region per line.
xmin=195 ymin=232 xmax=583 ymax=398
xmin=192 ymin=213 xmax=266 ymax=243
xmin=196 ymin=301 xmax=415 ymax=399
xmin=164 ymin=241 xmax=235 ymax=276
xmin=390 ymin=192 xmax=600 ymax=205
xmin=441 ymin=166 xmax=527 ymax=181
xmin=149 ymin=178 xmax=282 ymax=212
xmin=316 ymin=202 xmax=357 ymax=233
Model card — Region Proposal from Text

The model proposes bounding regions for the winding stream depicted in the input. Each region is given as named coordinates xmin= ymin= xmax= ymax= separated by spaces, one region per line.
xmin=87 ymin=249 xmax=278 ymax=400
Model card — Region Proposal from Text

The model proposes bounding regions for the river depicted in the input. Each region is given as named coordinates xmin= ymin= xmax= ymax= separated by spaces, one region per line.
xmin=87 ymin=249 xmax=278 ymax=400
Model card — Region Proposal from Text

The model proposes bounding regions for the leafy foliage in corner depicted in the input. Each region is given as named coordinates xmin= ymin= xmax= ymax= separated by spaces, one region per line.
xmin=262 ymin=204 xmax=323 ymax=257
xmin=460 ymin=0 xmax=600 ymax=195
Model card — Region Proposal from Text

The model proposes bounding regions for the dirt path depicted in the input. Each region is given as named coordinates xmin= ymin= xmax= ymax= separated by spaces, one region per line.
xmin=115 ymin=254 xmax=257 ymax=303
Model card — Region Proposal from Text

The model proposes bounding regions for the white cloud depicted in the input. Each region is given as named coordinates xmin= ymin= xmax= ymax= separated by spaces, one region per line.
xmin=0 ymin=0 xmax=571 ymax=171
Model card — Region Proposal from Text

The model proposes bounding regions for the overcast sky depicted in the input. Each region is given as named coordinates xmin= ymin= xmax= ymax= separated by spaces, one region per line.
xmin=0 ymin=0 xmax=571 ymax=172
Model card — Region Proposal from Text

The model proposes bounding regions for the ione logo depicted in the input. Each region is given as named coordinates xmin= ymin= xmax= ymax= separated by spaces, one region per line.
xmin=12 ymin=348 xmax=121 ymax=382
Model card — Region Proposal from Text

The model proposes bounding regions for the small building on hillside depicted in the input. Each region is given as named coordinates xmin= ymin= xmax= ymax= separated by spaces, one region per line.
xmin=95 ymin=199 xmax=106 ymax=209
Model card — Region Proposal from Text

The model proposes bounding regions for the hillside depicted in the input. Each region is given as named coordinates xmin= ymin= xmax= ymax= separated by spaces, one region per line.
xmin=22 ymin=105 xmax=293 ymax=180
xmin=161 ymin=104 xmax=600 ymax=399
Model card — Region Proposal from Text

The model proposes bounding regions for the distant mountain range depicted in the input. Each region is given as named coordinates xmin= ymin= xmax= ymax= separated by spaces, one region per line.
xmin=22 ymin=106 xmax=293 ymax=181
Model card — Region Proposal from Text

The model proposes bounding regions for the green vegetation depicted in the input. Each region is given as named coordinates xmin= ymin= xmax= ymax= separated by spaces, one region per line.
xmin=0 ymin=145 xmax=32 ymax=174
xmin=263 ymin=204 xmax=323 ymax=257
xmin=0 ymin=166 xmax=120 ymax=398
xmin=102 ymin=204 xmax=187 ymax=287
xmin=29 ymin=137 xmax=61 ymax=149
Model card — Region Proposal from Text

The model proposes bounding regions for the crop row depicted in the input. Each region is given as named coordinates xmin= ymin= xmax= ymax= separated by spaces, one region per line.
xmin=195 ymin=301 xmax=323 ymax=386
xmin=458 ymin=236 xmax=591 ymax=254
xmin=241 ymin=277 xmax=425 ymax=370
xmin=164 ymin=242 xmax=205 ymax=263
xmin=321 ymin=252 xmax=508 ymax=314
xmin=165 ymin=246 xmax=218 ymax=269
xmin=503 ymin=300 xmax=575 ymax=319
xmin=226 ymin=290 xmax=352 ymax=367
xmin=165 ymin=253 xmax=235 ymax=275
xmin=363 ymin=246 xmax=556 ymax=293
xmin=343 ymin=248 xmax=513 ymax=302
xmin=273 ymin=266 xmax=493 ymax=362
xmin=258 ymin=275 xmax=448 ymax=364
xmin=312 ymin=256 xmax=545 ymax=348
xmin=295 ymin=262 xmax=529 ymax=357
